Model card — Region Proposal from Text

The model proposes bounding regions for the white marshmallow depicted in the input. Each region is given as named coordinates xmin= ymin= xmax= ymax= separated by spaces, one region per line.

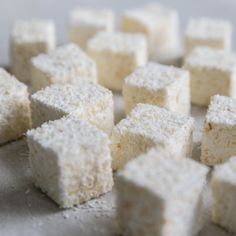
xmin=87 ymin=31 xmax=147 ymax=90
xmin=27 ymin=115 xmax=113 ymax=208
xmin=111 ymin=103 xmax=194 ymax=170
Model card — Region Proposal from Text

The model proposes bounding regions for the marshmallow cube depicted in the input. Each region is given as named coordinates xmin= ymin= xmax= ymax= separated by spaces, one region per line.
xmin=27 ymin=116 xmax=113 ymax=208
xmin=0 ymin=68 xmax=31 ymax=144
xmin=185 ymin=18 xmax=232 ymax=55
xmin=10 ymin=19 xmax=56 ymax=83
xmin=87 ymin=32 xmax=147 ymax=90
xmin=68 ymin=7 xmax=114 ymax=49
xmin=117 ymin=148 xmax=209 ymax=236
xmin=123 ymin=62 xmax=190 ymax=114
xmin=111 ymin=103 xmax=194 ymax=170
xmin=121 ymin=2 xmax=179 ymax=59
xmin=31 ymin=43 xmax=97 ymax=92
xmin=30 ymin=82 xmax=114 ymax=134
xmin=211 ymin=156 xmax=236 ymax=233
xmin=184 ymin=47 xmax=236 ymax=106
xmin=201 ymin=95 xmax=236 ymax=165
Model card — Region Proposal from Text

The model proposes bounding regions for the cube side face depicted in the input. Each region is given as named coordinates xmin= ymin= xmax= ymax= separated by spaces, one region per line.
xmin=27 ymin=136 xmax=62 ymax=205
xmin=167 ymin=121 xmax=194 ymax=159
xmin=165 ymin=75 xmax=190 ymax=115
xmin=59 ymin=149 xmax=113 ymax=207
xmin=123 ymin=84 xmax=167 ymax=114
xmin=31 ymin=63 xmax=53 ymax=92
xmin=31 ymin=98 xmax=67 ymax=128
xmin=185 ymin=37 xmax=229 ymax=56
xmin=75 ymin=97 xmax=114 ymax=134
xmin=186 ymin=65 xmax=231 ymax=106
xmin=211 ymin=178 xmax=236 ymax=233
xmin=111 ymin=131 xmax=156 ymax=170
xmin=69 ymin=26 xmax=103 ymax=49
xmin=10 ymin=41 xmax=53 ymax=84
xmin=0 ymin=90 xmax=31 ymax=144
xmin=87 ymin=48 xmax=146 ymax=91
xmin=201 ymin=123 xmax=236 ymax=165
xmin=116 ymin=177 xmax=165 ymax=236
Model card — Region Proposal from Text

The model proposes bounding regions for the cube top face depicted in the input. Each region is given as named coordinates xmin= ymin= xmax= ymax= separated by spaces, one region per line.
xmin=27 ymin=116 xmax=109 ymax=157
xmin=69 ymin=7 xmax=114 ymax=29
xmin=206 ymin=95 xmax=236 ymax=127
xmin=32 ymin=43 xmax=97 ymax=82
xmin=184 ymin=47 xmax=236 ymax=73
xmin=186 ymin=18 xmax=232 ymax=41
xmin=0 ymin=68 xmax=27 ymax=97
xmin=11 ymin=19 xmax=55 ymax=44
xmin=124 ymin=62 xmax=188 ymax=91
xmin=212 ymin=156 xmax=236 ymax=186
xmin=87 ymin=31 xmax=147 ymax=55
xmin=31 ymin=82 xmax=112 ymax=114
xmin=115 ymin=103 xmax=194 ymax=144
xmin=118 ymin=148 xmax=208 ymax=199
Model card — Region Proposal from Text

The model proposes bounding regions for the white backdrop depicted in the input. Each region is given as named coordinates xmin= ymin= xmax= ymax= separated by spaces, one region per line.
xmin=1 ymin=0 xmax=236 ymax=65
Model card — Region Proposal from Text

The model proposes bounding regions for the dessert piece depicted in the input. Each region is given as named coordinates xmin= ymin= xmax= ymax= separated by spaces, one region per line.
xmin=10 ymin=19 xmax=56 ymax=83
xmin=185 ymin=17 xmax=232 ymax=55
xmin=31 ymin=43 xmax=97 ymax=91
xmin=27 ymin=115 xmax=113 ymax=208
xmin=184 ymin=47 xmax=236 ymax=106
xmin=116 ymin=148 xmax=209 ymax=236
xmin=121 ymin=2 xmax=180 ymax=60
xmin=0 ymin=68 xmax=31 ymax=144
xmin=201 ymin=95 xmax=236 ymax=165
xmin=123 ymin=62 xmax=190 ymax=114
xmin=68 ymin=7 xmax=114 ymax=49
xmin=211 ymin=156 xmax=236 ymax=233
xmin=31 ymin=82 xmax=114 ymax=134
xmin=87 ymin=31 xmax=147 ymax=90
xmin=111 ymin=103 xmax=194 ymax=170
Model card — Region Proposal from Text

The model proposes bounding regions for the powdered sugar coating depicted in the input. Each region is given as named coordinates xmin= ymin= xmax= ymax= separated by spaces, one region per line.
xmin=31 ymin=43 xmax=97 ymax=86
xmin=185 ymin=47 xmax=236 ymax=73
xmin=0 ymin=68 xmax=31 ymax=144
xmin=11 ymin=19 xmax=55 ymax=44
xmin=32 ymin=82 xmax=112 ymax=114
xmin=115 ymin=103 xmax=193 ymax=143
xmin=124 ymin=62 xmax=188 ymax=91
xmin=27 ymin=115 xmax=113 ymax=208
xmin=186 ymin=18 xmax=232 ymax=40
xmin=87 ymin=31 xmax=146 ymax=54
xmin=0 ymin=68 xmax=27 ymax=96
xmin=28 ymin=116 xmax=109 ymax=157
xmin=206 ymin=95 xmax=236 ymax=126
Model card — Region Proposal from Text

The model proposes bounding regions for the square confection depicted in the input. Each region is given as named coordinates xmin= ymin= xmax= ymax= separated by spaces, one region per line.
xmin=211 ymin=156 xmax=236 ymax=233
xmin=68 ymin=7 xmax=114 ymax=49
xmin=31 ymin=43 xmax=97 ymax=92
xmin=123 ymin=62 xmax=190 ymax=114
xmin=201 ymin=95 xmax=236 ymax=165
xmin=184 ymin=47 xmax=236 ymax=106
xmin=31 ymin=82 xmax=114 ymax=134
xmin=0 ymin=68 xmax=31 ymax=144
xmin=10 ymin=19 xmax=56 ymax=83
xmin=27 ymin=115 xmax=113 ymax=208
xmin=121 ymin=2 xmax=179 ymax=60
xmin=185 ymin=17 xmax=232 ymax=55
xmin=117 ymin=148 xmax=209 ymax=236
xmin=111 ymin=103 xmax=194 ymax=170
xmin=87 ymin=31 xmax=147 ymax=90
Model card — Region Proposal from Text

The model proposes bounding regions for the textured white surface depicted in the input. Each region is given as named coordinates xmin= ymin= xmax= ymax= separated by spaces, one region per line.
xmin=0 ymin=93 xmax=234 ymax=236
